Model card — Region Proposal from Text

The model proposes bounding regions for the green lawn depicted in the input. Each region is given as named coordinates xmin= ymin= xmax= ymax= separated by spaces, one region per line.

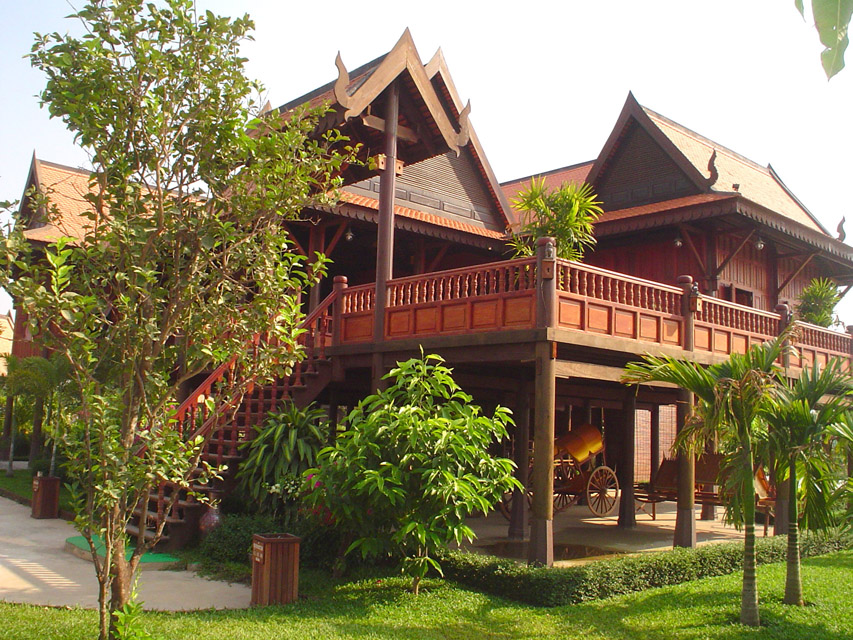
xmin=0 ymin=469 xmax=74 ymax=513
xmin=3 ymin=551 xmax=852 ymax=639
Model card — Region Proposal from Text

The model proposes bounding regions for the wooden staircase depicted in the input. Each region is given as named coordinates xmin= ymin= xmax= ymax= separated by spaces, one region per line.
xmin=128 ymin=291 xmax=337 ymax=550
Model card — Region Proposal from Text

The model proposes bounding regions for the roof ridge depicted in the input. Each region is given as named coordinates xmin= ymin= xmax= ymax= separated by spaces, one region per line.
xmin=37 ymin=159 xmax=92 ymax=176
xmin=642 ymin=106 xmax=770 ymax=176
xmin=500 ymin=160 xmax=596 ymax=187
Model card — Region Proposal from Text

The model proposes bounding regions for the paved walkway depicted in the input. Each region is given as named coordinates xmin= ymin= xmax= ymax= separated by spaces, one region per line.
xmin=0 ymin=496 xmax=250 ymax=610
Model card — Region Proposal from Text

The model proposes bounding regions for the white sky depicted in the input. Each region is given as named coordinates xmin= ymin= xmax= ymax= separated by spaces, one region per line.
xmin=2 ymin=0 xmax=853 ymax=323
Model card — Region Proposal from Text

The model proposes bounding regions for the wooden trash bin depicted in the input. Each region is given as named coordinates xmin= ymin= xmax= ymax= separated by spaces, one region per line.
xmin=251 ymin=533 xmax=300 ymax=606
xmin=31 ymin=475 xmax=61 ymax=519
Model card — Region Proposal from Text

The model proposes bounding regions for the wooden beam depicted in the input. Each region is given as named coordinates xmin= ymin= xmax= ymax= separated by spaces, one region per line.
xmin=839 ymin=284 xmax=853 ymax=301
xmin=714 ymin=229 xmax=755 ymax=277
xmin=776 ymin=251 xmax=818 ymax=296
xmin=361 ymin=115 xmax=419 ymax=145
xmin=325 ymin=221 xmax=348 ymax=258
xmin=677 ymin=224 xmax=706 ymax=273
xmin=283 ymin=225 xmax=307 ymax=256
xmin=426 ymin=244 xmax=450 ymax=272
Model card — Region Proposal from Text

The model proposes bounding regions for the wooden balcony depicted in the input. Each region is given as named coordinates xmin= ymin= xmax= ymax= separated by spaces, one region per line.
xmin=330 ymin=254 xmax=852 ymax=369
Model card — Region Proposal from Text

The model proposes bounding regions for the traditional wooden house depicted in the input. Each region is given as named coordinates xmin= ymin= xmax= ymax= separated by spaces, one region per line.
xmin=10 ymin=33 xmax=853 ymax=565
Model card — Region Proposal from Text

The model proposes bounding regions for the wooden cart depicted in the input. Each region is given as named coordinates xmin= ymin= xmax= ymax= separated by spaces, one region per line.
xmin=502 ymin=424 xmax=620 ymax=518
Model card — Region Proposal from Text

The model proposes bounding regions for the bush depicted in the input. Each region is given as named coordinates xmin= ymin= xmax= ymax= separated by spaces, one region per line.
xmin=199 ymin=513 xmax=280 ymax=566
xmin=441 ymin=530 xmax=853 ymax=607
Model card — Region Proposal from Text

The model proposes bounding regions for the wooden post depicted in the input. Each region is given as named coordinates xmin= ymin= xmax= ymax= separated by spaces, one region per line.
xmin=373 ymin=81 xmax=399 ymax=344
xmin=331 ymin=276 xmax=347 ymax=347
xmin=529 ymin=340 xmax=555 ymax=566
xmin=371 ymin=81 xmax=399 ymax=390
xmin=618 ymin=387 xmax=637 ymax=528
xmin=772 ymin=304 xmax=792 ymax=534
xmin=674 ymin=389 xmax=696 ymax=547
xmin=675 ymin=274 xmax=697 ymax=548
xmin=529 ymin=237 xmax=557 ymax=566
xmin=650 ymin=405 xmax=660 ymax=486
xmin=508 ymin=383 xmax=531 ymax=540
xmin=308 ymin=225 xmax=324 ymax=312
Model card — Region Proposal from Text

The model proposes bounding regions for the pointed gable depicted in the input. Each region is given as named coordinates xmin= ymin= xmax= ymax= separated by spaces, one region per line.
xmin=20 ymin=155 xmax=93 ymax=244
xmin=587 ymin=93 xmax=829 ymax=237
xmin=281 ymin=33 xmax=512 ymax=242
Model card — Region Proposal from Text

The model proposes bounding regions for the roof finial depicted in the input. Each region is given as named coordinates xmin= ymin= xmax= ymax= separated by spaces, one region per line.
xmin=707 ymin=149 xmax=719 ymax=187
xmin=838 ymin=216 xmax=846 ymax=242
xmin=333 ymin=52 xmax=352 ymax=110
xmin=455 ymin=100 xmax=471 ymax=154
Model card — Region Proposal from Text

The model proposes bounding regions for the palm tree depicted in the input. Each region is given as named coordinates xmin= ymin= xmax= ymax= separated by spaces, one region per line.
xmin=768 ymin=365 xmax=851 ymax=602
xmin=622 ymin=336 xmax=787 ymax=627
xmin=764 ymin=359 xmax=853 ymax=605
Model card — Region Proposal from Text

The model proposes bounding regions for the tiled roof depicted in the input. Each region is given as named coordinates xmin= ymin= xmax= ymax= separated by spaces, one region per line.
xmin=597 ymin=193 xmax=736 ymax=224
xmin=499 ymin=161 xmax=595 ymax=219
xmin=23 ymin=160 xmax=95 ymax=243
xmin=642 ymin=107 xmax=829 ymax=236
xmin=339 ymin=191 xmax=506 ymax=239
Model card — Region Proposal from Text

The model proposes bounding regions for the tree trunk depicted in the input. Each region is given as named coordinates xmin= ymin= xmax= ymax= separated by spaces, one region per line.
xmin=740 ymin=452 xmax=760 ymax=626
xmin=29 ymin=396 xmax=45 ymax=466
xmin=108 ymin=537 xmax=134 ymax=639
xmin=5 ymin=402 xmax=16 ymax=478
xmin=784 ymin=456 xmax=804 ymax=606
xmin=1 ymin=394 xmax=13 ymax=460
xmin=774 ymin=478 xmax=789 ymax=535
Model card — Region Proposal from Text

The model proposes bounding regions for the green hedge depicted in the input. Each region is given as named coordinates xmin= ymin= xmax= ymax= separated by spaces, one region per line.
xmin=441 ymin=531 xmax=853 ymax=607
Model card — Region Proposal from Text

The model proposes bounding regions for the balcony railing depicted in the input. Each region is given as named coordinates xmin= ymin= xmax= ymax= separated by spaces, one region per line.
xmin=333 ymin=254 xmax=852 ymax=368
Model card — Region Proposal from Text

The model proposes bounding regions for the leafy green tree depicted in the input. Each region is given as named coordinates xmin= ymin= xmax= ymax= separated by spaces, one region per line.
xmin=237 ymin=401 xmax=328 ymax=517
xmin=796 ymin=0 xmax=853 ymax=78
xmin=622 ymin=335 xmax=788 ymax=626
xmin=1 ymin=1 xmax=350 ymax=638
xmin=796 ymin=277 xmax=841 ymax=327
xmin=508 ymin=178 xmax=601 ymax=261
xmin=306 ymin=353 xmax=519 ymax=595
xmin=763 ymin=357 xmax=853 ymax=605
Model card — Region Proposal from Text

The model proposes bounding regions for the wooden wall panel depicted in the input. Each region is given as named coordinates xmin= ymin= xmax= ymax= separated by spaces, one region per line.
xmin=504 ymin=297 xmax=533 ymax=326
xmin=342 ymin=314 xmax=372 ymax=343
xmin=441 ymin=304 xmax=467 ymax=332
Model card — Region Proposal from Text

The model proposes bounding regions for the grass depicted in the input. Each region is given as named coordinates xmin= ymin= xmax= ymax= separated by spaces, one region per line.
xmin=2 ymin=551 xmax=852 ymax=639
xmin=0 ymin=468 xmax=74 ymax=513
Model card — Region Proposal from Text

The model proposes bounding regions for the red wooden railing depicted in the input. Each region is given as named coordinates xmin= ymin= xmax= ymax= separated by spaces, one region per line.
xmin=556 ymin=261 xmax=682 ymax=315
xmin=791 ymin=321 xmax=852 ymax=370
xmin=386 ymin=258 xmax=537 ymax=306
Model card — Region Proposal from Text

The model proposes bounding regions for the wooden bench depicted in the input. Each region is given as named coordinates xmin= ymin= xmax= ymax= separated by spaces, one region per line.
xmin=635 ymin=453 xmax=774 ymax=535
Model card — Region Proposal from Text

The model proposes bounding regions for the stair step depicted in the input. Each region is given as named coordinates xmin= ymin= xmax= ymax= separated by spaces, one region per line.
xmin=133 ymin=507 xmax=184 ymax=525
xmin=126 ymin=523 xmax=169 ymax=543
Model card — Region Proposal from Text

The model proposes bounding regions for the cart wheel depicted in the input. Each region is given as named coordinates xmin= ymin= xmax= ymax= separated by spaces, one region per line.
xmin=586 ymin=466 xmax=619 ymax=517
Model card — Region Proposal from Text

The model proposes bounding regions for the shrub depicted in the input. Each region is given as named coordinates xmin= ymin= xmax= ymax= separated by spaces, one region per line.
xmin=305 ymin=352 xmax=519 ymax=594
xmin=441 ymin=530 xmax=853 ymax=607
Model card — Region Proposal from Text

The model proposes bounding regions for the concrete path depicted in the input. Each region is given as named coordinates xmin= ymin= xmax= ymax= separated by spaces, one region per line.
xmin=0 ymin=496 xmax=251 ymax=610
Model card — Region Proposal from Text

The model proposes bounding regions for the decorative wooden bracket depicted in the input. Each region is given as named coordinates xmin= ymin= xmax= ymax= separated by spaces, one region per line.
xmin=360 ymin=114 xmax=419 ymax=144
xmin=333 ymin=52 xmax=352 ymax=110
xmin=676 ymin=224 xmax=706 ymax=273
xmin=776 ymin=251 xmax=819 ymax=295
xmin=456 ymin=100 xmax=471 ymax=153
xmin=714 ymin=229 xmax=756 ymax=278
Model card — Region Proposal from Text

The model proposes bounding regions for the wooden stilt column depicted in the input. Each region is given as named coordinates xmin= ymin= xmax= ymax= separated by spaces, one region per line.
xmin=618 ymin=387 xmax=637 ymax=528
xmin=675 ymin=274 xmax=697 ymax=548
xmin=582 ymin=400 xmax=593 ymax=426
xmin=371 ymin=81 xmax=399 ymax=391
xmin=650 ymin=405 xmax=660 ymax=485
xmin=529 ymin=237 xmax=557 ymax=566
xmin=508 ymin=383 xmax=531 ymax=540
xmin=674 ymin=389 xmax=697 ymax=547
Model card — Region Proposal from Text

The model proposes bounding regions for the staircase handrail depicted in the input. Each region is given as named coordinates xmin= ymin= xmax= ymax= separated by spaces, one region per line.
xmin=173 ymin=288 xmax=340 ymax=442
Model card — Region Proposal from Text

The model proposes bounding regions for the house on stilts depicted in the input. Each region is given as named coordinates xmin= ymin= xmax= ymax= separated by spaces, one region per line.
xmin=10 ymin=31 xmax=853 ymax=566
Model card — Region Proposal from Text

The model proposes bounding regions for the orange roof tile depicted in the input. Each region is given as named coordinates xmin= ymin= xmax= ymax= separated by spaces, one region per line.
xmin=596 ymin=193 xmax=736 ymax=224
xmin=23 ymin=160 xmax=96 ymax=243
xmin=339 ymin=191 xmax=506 ymax=239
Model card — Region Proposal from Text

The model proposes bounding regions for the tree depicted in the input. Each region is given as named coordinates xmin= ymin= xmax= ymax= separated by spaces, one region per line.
xmin=796 ymin=277 xmax=841 ymax=327
xmin=2 ymin=1 xmax=350 ymax=638
xmin=796 ymin=0 xmax=853 ymax=78
xmin=622 ymin=335 xmax=787 ymax=626
xmin=305 ymin=352 xmax=519 ymax=595
xmin=764 ymin=358 xmax=853 ymax=605
xmin=508 ymin=178 xmax=602 ymax=261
